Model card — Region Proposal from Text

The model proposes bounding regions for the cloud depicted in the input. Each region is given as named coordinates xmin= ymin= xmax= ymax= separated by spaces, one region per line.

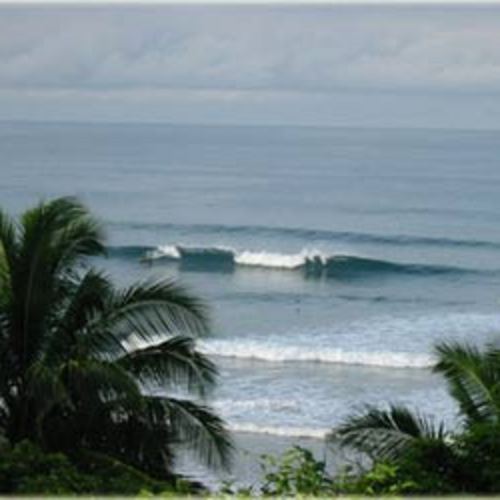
xmin=1 ymin=5 xmax=500 ymax=94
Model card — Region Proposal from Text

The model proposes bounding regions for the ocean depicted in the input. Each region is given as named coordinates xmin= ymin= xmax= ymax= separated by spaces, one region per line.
xmin=2 ymin=120 xmax=500 ymax=485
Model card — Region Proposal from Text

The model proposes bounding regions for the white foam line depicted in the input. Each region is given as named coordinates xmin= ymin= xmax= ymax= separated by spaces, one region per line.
xmin=235 ymin=248 xmax=328 ymax=269
xmin=230 ymin=422 xmax=328 ymax=439
xmin=147 ymin=243 xmax=334 ymax=269
xmin=200 ymin=340 xmax=434 ymax=368
xmin=150 ymin=244 xmax=181 ymax=259
xmin=213 ymin=398 xmax=300 ymax=412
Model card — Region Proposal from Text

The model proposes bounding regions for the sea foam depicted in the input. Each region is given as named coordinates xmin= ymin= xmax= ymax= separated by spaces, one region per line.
xmin=199 ymin=339 xmax=434 ymax=368
xmin=228 ymin=422 xmax=329 ymax=439
xmin=234 ymin=249 xmax=327 ymax=269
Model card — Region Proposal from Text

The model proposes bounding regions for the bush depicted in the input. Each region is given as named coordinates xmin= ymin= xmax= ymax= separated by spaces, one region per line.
xmin=393 ymin=439 xmax=461 ymax=494
xmin=334 ymin=440 xmax=461 ymax=495
xmin=253 ymin=443 xmax=458 ymax=496
xmin=454 ymin=423 xmax=500 ymax=493
xmin=338 ymin=462 xmax=414 ymax=495
xmin=0 ymin=440 xmax=181 ymax=495
xmin=260 ymin=446 xmax=333 ymax=496
xmin=0 ymin=441 xmax=95 ymax=494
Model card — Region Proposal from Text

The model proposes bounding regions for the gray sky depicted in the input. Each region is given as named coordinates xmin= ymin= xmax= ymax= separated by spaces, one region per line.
xmin=1 ymin=4 xmax=500 ymax=129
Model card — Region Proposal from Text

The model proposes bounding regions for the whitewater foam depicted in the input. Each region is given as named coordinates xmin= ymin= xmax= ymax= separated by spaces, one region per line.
xmin=200 ymin=312 xmax=500 ymax=368
xmin=151 ymin=244 xmax=181 ymax=260
xmin=229 ymin=422 xmax=329 ymax=439
xmin=235 ymin=249 xmax=328 ymax=269
xmin=213 ymin=398 xmax=300 ymax=412
xmin=146 ymin=244 xmax=330 ymax=270
xmin=141 ymin=243 xmax=472 ymax=277
xmin=200 ymin=339 xmax=434 ymax=368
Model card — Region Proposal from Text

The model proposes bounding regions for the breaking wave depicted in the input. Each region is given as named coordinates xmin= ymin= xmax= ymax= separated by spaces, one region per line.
xmin=229 ymin=422 xmax=328 ymax=439
xmin=213 ymin=398 xmax=300 ymax=412
xmin=109 ymin=244 xmax=478 ymax=279
xmin=199 ymin=340 xmax=434 ymax=368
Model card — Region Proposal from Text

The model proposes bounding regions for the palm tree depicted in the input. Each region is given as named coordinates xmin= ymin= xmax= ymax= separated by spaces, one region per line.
xmin=329 ymin=341 xmax=500 ymax=469
xmin=0 ymin=197 xmax=232 ymax=478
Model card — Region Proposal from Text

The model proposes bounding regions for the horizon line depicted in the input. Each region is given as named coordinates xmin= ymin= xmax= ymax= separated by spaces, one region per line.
xmin=2 ymin=117 xmax=499 ymax=134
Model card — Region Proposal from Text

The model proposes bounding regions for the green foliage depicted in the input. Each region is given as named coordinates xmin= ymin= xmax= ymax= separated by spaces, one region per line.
xmin=253 ymin=444 xmax=456 ymax=497
xmin=260 ymin=446 xmax=333 ymax=496
xmin=336 ymin=462 xmax=417 ymax=496
xmin=0 ymin=440 xmax=188 ymax=495
xmin=219 ymin=479 xmax=253 ymax=496
xmin=434 ymin=341 xmax=500 ymax=425
xmin=393 ymin=439 xmax=462 ymax=494
xmin=328 ymin=339 xmax=500 ymax=494
xmin=0 ymin=197 xmax=232 ymax=481
xmin=0 ymin=440 xmax=95 ymax=494
xmin=331 ymin=404 xmax=446 ymax=461
xmin=454 ymin=422 xmax=500 ymax=492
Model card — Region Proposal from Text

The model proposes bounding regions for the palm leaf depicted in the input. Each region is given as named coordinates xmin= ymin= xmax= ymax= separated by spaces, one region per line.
xmin=20 ymin=196 xmax=105 ymax=268
xmin=148 ymin=396 xmax=233 ymax=471
xmin=65 ymin=359 xmax=144 ymax=411
xmin=0 ymin=209 xmax=17 ymax=297
xmin=26 ymin=360 xmax=72 ymax=439
xmin=434 ymin=341 xmax=500 ymax=425
xmin=118 ymin=335 xmax=217 ymax=397
xmin=97 ymin=278 xmax=210 ymax=346
xmin=48 ymin=269 xmax=128 ymax=361
xmin=8 ymin=197 xmax=105 ymax=372
xmin=329 ymin=404 xmax=445 ymax=461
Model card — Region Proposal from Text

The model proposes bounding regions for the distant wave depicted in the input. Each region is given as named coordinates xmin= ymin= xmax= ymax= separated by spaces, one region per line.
xmin=214 ymin=398 xmax=300 ymax=412
xmin=110 ymin=221 xmax=500 ymax=251
xmin=229 ymin=422 xmax=328 ymax=439
xmin=199 ymin=340 xmax=434 ymax=368
xmin=109 ymin=244 xmax=477 ymax=279
xmin=336 ymin=294 xmax=472 ymax=307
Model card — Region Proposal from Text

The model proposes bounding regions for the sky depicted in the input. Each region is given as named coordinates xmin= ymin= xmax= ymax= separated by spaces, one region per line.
xmin=1 ymin=3 xmax=500 ymax=129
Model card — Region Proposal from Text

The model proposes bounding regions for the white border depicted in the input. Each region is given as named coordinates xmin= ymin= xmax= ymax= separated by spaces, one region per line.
xmin=1 ymin=0 xmax=500 ymax=5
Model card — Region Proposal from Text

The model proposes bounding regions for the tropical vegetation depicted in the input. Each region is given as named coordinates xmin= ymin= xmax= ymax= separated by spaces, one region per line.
xmin=0 ymin=197 xmax=232 ymax=494
xmin=329 ymin=340 xmax=500 ymax=494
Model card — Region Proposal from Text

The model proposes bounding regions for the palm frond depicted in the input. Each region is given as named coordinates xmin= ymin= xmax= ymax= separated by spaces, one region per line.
xmin=148 ymin=396 xmax=233 ymax=471
xmin=26 ymin=361 xmax=72 ymax=439
xmin=434 ymin=341 xmax=500 ymax=425
xmin=20 ymin=196 xmax=105 ymax=266
xmin=8 ymin=197 xmax=105 ymax=370
xmin=49 ymin=269 xmax=128 ymax=361
xmin=118 ymin=336 xmax=217 ymax=397
xmin=80 ymin=405 xmax=177 ymax=479
xmin=102 ymin=278 xmax=210 ymax=344
xmin=0 ymin=209 xmax=17 ymax=296
xmin=329 ymin=404 xmax=445 ymax=461
xmin=65 ymin=359 xmax=144 ymax=412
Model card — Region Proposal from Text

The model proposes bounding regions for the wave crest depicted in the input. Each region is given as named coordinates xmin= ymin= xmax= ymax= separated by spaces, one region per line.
xmin=134 ymin=244 xmax=472 ymax=278
xmin=229 ymin=422 xmax=328 ymax=439
xmin=199 ymin=340 xmax=434 ymax=368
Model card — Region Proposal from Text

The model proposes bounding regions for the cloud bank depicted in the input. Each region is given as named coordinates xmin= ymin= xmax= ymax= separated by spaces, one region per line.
xmin=2 ymin=6 xmax=500 ymax=93
xmin=0 ymin=5 xmax=499 ymax=128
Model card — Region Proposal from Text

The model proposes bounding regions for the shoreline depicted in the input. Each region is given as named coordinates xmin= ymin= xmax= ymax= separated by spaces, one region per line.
xmin=176 ymin=430 xmax=353 ymax=491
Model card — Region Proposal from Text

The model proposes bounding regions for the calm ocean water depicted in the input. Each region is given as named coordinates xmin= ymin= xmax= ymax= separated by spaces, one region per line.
xmin=2 ymin=120 xmax=500 ymax=480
